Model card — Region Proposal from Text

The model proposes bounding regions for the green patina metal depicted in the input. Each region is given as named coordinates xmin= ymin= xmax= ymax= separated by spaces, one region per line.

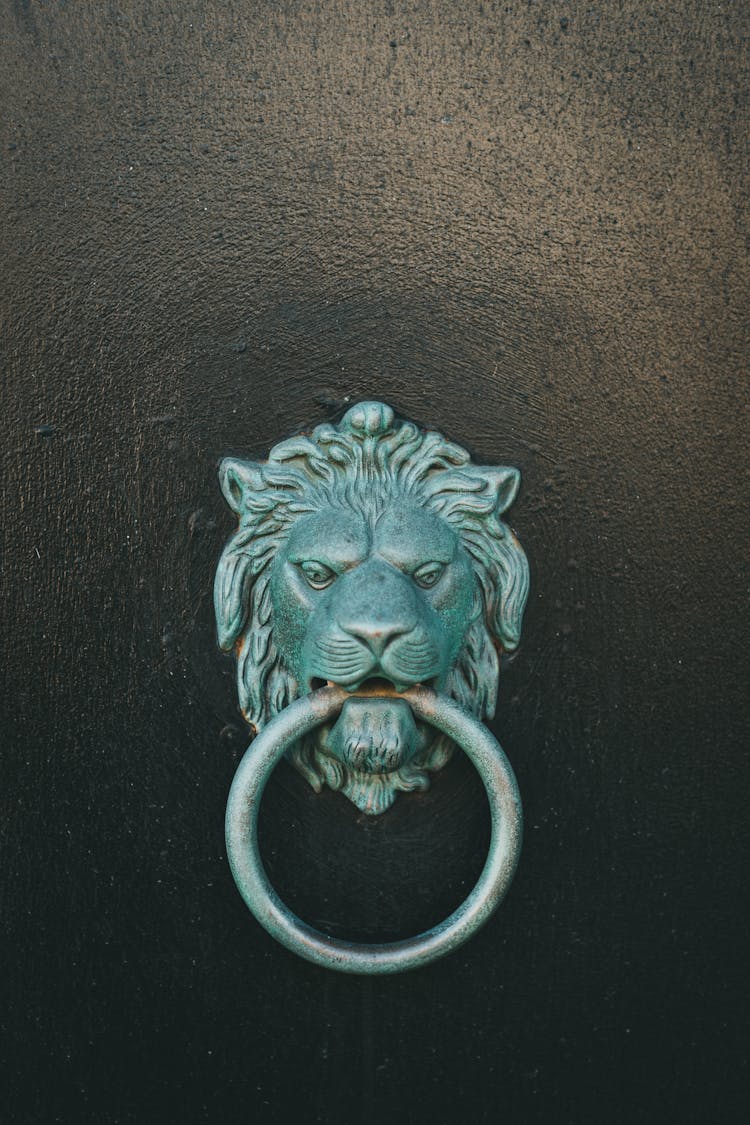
xmin=215 ymin=401 xmax=529 ymax=970
xmin=215 ymin=401 xmax=529 ymax=813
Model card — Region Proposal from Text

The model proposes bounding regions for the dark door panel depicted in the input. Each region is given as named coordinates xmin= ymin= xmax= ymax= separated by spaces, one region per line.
xmin=2 ymin=3 xmax=747 ymax=1122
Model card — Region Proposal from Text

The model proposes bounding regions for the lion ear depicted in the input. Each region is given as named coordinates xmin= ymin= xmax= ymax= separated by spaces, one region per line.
xmin=218 ymin=457 xmax=266 ymax=515
xmin=424 ymin=464 xmax=520 ymax=522
xmin=215 ymin=458 xmax=267 ymax=650
xmin=465 ymin=466 xmax=527 ymax=651
xmin=214 ymin=534 xmax=253 ymax=651
xmin=462 ymin=465 xmax=520 ymax=514
xmin=426 ymin=462 xmax=528 ymax=652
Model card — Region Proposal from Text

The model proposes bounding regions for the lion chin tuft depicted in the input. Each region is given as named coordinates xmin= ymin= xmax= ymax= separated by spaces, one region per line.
xmin=325 ymin=696 xmax=420 ymax=774
xmin=288 ymin=716 xmax=456 ymax=816
xmin=300 ymin=745 xmax=434 ymax=816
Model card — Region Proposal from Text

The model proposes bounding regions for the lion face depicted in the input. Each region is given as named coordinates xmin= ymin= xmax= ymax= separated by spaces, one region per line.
xmin=269 ymin=498 xmax=476 ymax=788
xmin=271 ymin=498 xmax=475 ymax=694
xmin=215 ymin=401 xmax=528 ymax=815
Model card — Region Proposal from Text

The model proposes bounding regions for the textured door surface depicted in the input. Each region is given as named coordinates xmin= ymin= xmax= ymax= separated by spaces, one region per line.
xmin=1 ymin=3 xmax=747 ymax=1122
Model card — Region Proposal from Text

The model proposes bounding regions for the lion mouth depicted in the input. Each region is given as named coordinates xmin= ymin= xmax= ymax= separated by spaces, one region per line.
xmin=310 ymin=675 xmax=435 ymax=696
xmin=308 ymin=676 xmax=437 ymax=776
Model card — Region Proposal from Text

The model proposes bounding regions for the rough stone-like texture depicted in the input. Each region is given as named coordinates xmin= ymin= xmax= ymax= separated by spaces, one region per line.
xmin=1 ymin=3 xmax=747 ymax=1122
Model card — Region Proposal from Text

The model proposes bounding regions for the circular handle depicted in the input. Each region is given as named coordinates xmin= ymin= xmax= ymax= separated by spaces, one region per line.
xmin=225 ymin=685 xmax=522 ymax=974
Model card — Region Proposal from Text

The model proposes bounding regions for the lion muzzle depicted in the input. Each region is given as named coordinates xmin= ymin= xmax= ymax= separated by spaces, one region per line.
xmin=326 ymin=696 xmax=419 ymax=774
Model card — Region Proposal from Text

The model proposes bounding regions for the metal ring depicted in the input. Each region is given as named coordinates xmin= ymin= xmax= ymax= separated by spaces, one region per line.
xmin=225 ymin=685 xmax=522 ymax=974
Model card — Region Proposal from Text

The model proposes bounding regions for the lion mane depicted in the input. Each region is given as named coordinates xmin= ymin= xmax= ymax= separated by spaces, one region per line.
xmin=215 ymin=401 xmax=529 ymax=811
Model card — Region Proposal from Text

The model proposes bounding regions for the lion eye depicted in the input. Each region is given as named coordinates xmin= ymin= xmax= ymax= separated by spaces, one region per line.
xmin=298 ymin=560 xmax=336 ymax=589
xmin=412 ymin=561 xmax=446 ymax=589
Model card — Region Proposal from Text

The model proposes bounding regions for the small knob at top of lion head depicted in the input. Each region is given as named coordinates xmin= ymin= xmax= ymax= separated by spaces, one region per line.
xmin=341 ymin=402 xmax=395 ymax=436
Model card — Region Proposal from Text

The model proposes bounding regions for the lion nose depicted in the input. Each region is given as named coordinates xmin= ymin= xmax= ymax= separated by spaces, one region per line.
xmin=341 ymin=620 xmax=411 ymax=658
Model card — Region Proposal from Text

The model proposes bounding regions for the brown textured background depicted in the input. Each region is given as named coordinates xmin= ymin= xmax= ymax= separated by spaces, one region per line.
xmin=1 ymin=3 xmax=748 ymax=1123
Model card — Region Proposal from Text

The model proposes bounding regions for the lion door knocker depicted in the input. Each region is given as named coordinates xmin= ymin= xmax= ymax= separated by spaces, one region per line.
xmin=215 ymin=401 xmax=529 ymax=973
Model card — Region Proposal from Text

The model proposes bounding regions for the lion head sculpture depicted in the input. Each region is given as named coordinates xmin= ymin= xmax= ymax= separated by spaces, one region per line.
xmin=215 ymin=401 xmax=529 ymax=815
